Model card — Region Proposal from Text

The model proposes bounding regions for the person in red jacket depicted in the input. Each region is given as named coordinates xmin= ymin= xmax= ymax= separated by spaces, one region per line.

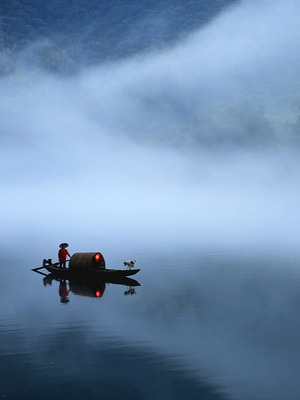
xmin=58 ymin=243 xmax=71 ymax=269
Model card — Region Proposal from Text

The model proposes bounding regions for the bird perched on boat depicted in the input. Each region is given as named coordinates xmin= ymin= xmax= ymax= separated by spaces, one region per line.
xmin=123 ymin=260 xmax=136 ymax=269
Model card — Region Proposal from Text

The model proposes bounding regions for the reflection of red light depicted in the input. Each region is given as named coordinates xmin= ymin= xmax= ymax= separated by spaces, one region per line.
xmin=95 ymin=290 xmax=102 ymax=298
xmin=94 ymin=253 xmax=101 ymax=261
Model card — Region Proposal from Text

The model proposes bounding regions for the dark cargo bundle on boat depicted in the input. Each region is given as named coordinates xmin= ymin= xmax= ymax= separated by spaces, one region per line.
xmin=69 ymin=252 xmax=105 ymax=271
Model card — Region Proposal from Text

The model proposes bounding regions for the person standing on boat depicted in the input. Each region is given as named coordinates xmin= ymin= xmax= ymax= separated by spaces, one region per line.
xmin=58 ymin=243 xmax=71 ymax=269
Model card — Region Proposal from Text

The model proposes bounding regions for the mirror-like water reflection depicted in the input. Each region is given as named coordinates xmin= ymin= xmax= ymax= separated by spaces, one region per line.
xmin=1 ymin=245 xmax=300 ymax=400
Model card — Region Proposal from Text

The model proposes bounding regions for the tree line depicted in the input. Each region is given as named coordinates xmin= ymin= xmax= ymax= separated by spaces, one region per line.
xmin=0 ymin=0 xmax=238 ymax=74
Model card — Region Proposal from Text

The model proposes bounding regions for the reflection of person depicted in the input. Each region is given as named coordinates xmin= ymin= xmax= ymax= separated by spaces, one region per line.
xmin=58 ymin=243 xmax=71 ymax=269
xmin=59 ymin=280 xmax=70 ymax=303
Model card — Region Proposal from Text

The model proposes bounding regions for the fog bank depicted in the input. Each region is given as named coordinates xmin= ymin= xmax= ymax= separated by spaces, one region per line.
xmin=1 ymin=0 xmax=300 ymax=251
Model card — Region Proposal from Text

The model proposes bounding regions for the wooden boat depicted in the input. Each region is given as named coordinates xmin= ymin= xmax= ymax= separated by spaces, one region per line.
xmin=44 ymin=263 xmax=140 ymax=279
xmin=44 ymin=272 xmax=140 ymax=286
xmin=33 ymin=251 xmax=141 ymax=280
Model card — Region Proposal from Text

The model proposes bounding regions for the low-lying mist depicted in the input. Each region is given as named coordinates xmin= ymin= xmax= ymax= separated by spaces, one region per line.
xmin=1 ymin=0 xmax=300 ymax=253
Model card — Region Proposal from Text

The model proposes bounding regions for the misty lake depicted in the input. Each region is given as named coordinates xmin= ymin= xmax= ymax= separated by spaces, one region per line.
xmin=1 ymin=242 xmax=300 ymax=400
xmin=3 ymin=0 xmax=300 ymax=398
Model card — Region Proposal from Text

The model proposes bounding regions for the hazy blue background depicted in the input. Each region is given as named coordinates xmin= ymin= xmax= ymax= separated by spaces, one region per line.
xmin=1 ymin=0 xmax=300 ymax=264
xmin=1 ymin=2 xmax=300 ymax=399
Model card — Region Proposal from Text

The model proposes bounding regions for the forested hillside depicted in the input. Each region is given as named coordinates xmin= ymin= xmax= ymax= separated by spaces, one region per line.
xmin=1 ymin=0 xmax=299 ymax=150
xmin=0 ymin=0 xmax=238 ymax=73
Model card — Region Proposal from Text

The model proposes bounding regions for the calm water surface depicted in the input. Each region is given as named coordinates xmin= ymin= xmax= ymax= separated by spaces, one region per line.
xmin=1 ymin=244 xmax=300 ymax=400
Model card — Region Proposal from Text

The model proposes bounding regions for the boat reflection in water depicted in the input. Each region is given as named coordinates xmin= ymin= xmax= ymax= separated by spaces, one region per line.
xmin=42 ymin=273 xmax=141 ymax=303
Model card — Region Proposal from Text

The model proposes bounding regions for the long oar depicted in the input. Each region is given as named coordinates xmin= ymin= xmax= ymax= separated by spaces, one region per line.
xmin=32 ymin=266 xmax=46 ymax=271
xmin=31 ymin=259 xmax=71 ymax=272
xmin=34 ymin=269 xmax=48 ymax=276
xmin=32 ymin=261 xmax=60 ymax=272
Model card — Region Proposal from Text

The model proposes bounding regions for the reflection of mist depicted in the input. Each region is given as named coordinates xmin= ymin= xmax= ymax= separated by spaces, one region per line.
xmin=0 ymin=328 xmax=229 ymax=400
xmin=102 ymin=250 xmax=300 ymax=400
xmin=1 ymin=0 xmax=300 ymax=249
xmin=5 ymin=248 xmax=300 ymax=400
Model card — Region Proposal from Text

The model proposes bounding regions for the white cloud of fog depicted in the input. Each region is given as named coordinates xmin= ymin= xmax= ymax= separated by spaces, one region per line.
xmin=1 ymin=0 xmax=300 ymax=250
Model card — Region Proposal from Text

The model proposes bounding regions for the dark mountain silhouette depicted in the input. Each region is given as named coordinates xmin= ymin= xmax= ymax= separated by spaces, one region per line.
xmin=0 ymin=0 xmax=238 ymax=73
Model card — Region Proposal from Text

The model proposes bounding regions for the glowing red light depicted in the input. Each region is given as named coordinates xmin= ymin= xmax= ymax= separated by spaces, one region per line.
xmin=95 ymin=290 xmax=102 ymax=298
xmin=94 ymin=253 xmax=101 ymax=261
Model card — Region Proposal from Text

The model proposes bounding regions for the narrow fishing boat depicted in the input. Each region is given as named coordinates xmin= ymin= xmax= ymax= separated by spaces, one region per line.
xmin=33 ymin=252 xmax=140 ymax=279
xmin=44 ymin=262 xmax=140 ymax=278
